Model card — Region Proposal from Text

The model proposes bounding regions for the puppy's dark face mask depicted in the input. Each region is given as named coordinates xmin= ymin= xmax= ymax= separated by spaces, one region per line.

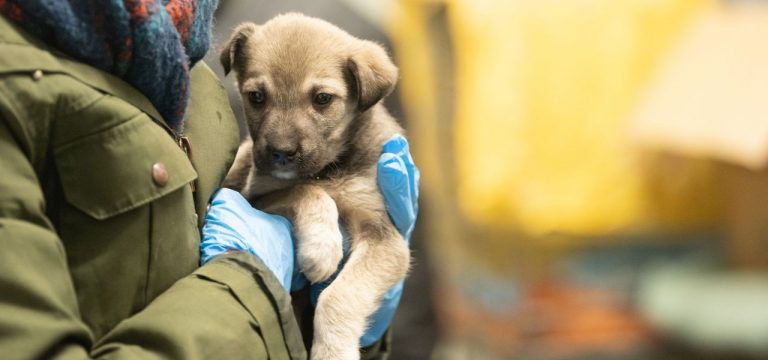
xmin=220 ymin=15 xmax=398 ymax=180
xmin=239 ymin=67 xmax=352 ymax=180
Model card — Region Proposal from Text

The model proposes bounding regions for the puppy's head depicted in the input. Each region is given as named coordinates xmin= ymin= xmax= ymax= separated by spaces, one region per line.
xmin=220 ymin=13 xmax=398 ymax=180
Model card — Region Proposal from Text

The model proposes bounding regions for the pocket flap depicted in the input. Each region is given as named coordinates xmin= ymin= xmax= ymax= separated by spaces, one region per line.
xmin=55 ymin=114 xmax=197 ymax=220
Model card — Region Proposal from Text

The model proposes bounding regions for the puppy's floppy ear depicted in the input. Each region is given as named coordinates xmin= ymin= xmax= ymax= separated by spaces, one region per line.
xmin=347 ymin=41 xmax=398 ymax=112
xmin=220 ymin=22 xmax=259 ymax=76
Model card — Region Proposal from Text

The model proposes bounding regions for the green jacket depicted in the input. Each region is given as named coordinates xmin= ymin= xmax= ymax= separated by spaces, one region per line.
xmin=0 ymin=17 xmax=389 ymax=360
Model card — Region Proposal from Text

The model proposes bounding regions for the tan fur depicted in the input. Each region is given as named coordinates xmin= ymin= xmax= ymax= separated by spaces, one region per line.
xmin=220 ymin=13 xmax=410 ymax=359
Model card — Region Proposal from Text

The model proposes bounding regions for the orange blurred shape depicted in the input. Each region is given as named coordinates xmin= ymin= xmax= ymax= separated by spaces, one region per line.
xmin=436 ymin=279 xmax=653 ymax=358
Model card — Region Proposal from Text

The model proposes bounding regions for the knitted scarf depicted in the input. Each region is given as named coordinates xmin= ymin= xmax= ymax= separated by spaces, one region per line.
xmin=0 ymin=0 xmax=218 ymax=134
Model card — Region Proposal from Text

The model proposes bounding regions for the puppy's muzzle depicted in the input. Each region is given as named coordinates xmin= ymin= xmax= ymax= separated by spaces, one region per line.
xmin=269 ymin=145 xmax=298 ymax=167
xmin=263 ymin=143 xmax=302 ymax=180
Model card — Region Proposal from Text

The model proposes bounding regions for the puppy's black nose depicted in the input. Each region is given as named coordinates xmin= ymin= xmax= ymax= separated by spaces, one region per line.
xmin=269 ymin=146 xmax=297 ymax=166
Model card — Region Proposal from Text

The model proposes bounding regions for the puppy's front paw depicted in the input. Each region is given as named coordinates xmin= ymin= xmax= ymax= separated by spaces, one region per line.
xmin=297 ymin=221 xmax=343 ymax=283
xmin=311 ymin=340 xmax=359 ymax=360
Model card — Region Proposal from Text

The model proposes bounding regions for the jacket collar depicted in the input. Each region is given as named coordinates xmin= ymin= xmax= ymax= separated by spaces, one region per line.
xmin=0 ymin=16 xmax=169 ymax=135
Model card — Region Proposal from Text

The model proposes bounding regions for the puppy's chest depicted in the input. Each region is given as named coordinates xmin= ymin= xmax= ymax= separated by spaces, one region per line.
xmin=298 ymin=170 xmax=380 ymax=212
xmin=313 ymin=159 xmax=374 ymax=181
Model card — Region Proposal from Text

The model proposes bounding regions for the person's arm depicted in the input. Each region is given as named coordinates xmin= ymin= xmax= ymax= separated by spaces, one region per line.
xmin=93 ymin=252 xmax=305 ymax=359
xmin=0 ymin=116 xmax=305 ymax=359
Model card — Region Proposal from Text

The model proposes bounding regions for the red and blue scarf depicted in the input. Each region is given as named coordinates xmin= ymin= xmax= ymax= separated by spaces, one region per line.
xmin=0 ymin=0 xmax=218 ymax=134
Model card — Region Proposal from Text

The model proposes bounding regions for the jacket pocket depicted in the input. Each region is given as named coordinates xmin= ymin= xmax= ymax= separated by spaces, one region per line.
xmin=54 ymin=112 xmax=197 ymax=220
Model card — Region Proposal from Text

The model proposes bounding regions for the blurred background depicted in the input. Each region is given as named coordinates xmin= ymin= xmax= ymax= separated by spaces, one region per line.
xmin=206 ymin=1 xmax=768 ymax=359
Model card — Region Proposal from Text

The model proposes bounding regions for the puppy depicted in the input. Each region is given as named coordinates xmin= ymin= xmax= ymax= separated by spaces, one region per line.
xmin=219 ymin=13 xmax=410 ymax=359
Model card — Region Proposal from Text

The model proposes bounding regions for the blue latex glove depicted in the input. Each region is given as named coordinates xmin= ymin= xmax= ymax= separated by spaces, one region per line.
xmin=200 ymin=188 xmax=299 ymax=291
xmin=309 ymin=134 xmax=420 ymax=347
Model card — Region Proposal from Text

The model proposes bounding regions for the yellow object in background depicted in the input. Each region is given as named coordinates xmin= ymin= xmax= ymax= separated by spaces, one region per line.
xmin=391 ymin=0 xmax=717 ymax=238
xmin=386 ymin=1 xmax=768 ymax=357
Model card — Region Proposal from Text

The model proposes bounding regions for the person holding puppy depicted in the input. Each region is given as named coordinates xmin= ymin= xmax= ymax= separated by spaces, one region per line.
xmin=0 ymin=1 xmax=417 ymax=359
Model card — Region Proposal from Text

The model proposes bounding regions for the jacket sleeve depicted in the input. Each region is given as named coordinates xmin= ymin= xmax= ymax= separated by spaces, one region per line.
xmin=0 ymin=117 xmax=306 ymax=359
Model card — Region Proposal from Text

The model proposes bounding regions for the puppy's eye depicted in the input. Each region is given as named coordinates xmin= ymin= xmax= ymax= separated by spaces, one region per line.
xmin=248 ymin=91 xmax=266 ymax=105
xmin=314 ymin=93 xmax=333 ymax=105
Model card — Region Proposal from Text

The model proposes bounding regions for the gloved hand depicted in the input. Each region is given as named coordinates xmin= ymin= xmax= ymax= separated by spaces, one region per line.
xmin=200 ymin=188 xmax=298 ymax=291
xmin=308 ymin=134 xmax=420 ymax=347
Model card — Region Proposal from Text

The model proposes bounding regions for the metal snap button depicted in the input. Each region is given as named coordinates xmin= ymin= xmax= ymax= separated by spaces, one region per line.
xmin=32 ymin=69 xmax=43 ymax=81
xmin=152 ymin=163 xmax=169 ymax=187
